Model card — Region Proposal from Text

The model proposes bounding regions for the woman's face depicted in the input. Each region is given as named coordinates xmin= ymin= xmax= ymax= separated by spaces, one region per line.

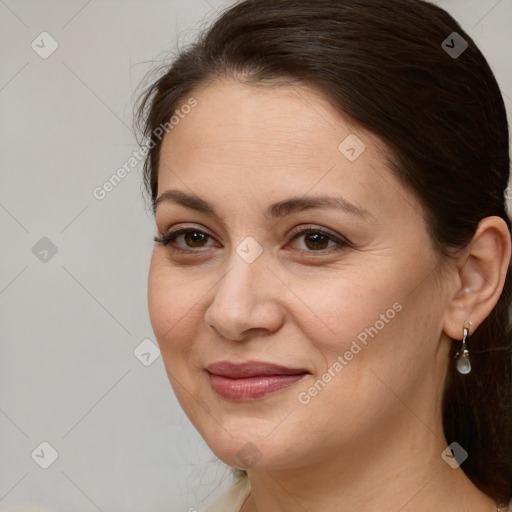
xmin=148 ymin=79 xmax=453 ymax=471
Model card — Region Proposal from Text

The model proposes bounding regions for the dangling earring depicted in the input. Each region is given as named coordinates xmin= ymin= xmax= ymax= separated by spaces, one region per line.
xmin=455 ymin=327 xmax=471 ymax=374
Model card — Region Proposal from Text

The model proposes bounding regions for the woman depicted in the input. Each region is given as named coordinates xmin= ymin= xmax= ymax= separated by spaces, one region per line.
xmin=137 ymin=0 xmax=512 ymax=510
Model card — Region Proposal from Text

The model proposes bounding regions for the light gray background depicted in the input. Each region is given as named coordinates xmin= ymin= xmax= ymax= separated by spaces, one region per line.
xmin=1 ymin=1 xmax=511 ymax=511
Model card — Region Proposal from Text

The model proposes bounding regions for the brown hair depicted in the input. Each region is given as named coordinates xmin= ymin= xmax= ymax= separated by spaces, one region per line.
xmin=136 ymin=0 xmax=512 ymax=502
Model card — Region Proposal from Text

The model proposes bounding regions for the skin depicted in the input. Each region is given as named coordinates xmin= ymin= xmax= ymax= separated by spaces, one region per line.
xmin=147 ymin=78 xmax=511 ymax=512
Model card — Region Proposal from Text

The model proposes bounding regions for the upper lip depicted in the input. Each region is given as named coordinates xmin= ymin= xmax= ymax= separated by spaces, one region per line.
xmin=205 ymin=360 xmax=310 ymax=378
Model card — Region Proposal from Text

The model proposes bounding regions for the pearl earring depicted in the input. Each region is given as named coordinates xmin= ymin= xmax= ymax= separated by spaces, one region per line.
xmin=455 ymin=327 xmax=471 ymax=374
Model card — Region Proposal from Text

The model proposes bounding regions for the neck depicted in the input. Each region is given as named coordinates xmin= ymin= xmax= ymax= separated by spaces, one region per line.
xmin=241 ymin=406 xmax=497 ymax=512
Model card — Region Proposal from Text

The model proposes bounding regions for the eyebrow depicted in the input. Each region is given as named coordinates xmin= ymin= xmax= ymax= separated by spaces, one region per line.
xmin=153 ymin=189 xmax=372 ymax=219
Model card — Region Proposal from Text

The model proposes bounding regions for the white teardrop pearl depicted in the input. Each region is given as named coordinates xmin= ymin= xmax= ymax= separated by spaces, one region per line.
xmin=457 ymin=353 xmax=471 ymax=374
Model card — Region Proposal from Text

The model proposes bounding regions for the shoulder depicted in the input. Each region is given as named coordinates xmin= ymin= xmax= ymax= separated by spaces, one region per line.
xmin=202 ymin=474 xmax=251 ymax=512
xmin=497 ymin=500 xmax=512 ymax=512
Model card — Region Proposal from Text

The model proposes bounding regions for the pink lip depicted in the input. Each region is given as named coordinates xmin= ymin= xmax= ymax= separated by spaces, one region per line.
xmin=205 ymin=361 xmax=309 ymax=401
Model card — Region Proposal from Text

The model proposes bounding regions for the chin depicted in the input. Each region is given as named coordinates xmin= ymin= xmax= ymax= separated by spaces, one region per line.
xmin=191 ymin=409 xmax=306 ymax=471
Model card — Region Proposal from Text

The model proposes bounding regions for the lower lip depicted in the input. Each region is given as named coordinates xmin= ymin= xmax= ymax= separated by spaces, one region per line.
xmin=208 ymin=373 xmax=307 ymax=401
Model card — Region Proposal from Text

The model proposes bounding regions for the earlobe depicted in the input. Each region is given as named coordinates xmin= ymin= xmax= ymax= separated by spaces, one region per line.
xmin=442 ymin=216 xmax=511 ymax=342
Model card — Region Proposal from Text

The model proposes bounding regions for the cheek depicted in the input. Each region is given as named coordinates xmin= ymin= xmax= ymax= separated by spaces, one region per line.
xmin=288 ymin=268 xmax=403 ymax=356
xmin=147 ymin=261 xmax=173 ymax=342
xmin=290 ymin=262 xmax=428 ymax=402
xmin=291 ymin=287 xmax=413 ymax=436
xmin=147 ymin=256 xmax=199 ymax=356
xmin=147 ymin=260 xmax=207 ymax=412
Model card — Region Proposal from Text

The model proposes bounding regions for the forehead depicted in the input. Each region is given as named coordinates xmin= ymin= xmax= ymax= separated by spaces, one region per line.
xmin=156 ymin=79 xmax=419 ymax=224
xmin=162 ymin=80 xmax=357 ymax=166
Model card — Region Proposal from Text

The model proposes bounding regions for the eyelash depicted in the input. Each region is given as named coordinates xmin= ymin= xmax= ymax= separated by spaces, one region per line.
xmin=153 ymin=224 xmax=351 ymax=256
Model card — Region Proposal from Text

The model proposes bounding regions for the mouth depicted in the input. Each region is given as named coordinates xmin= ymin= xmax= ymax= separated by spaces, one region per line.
xmin=205 ymin=360 xmax=310 ymax=401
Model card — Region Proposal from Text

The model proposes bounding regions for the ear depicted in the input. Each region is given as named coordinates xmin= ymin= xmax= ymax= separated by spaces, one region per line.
xmin=443 ymin=216 xmax=511 ymax=340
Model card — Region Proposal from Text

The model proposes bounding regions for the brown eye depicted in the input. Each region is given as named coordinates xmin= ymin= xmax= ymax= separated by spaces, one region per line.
xmin=153 ymin=228 xmax=215 ymax=249
xmin=287 ymin=227 xmax=350 ymax=253
xmin=182 ymin=231 xmax=209 ymax=247
xmin=301 ymin=232 xmax=332 ymax=250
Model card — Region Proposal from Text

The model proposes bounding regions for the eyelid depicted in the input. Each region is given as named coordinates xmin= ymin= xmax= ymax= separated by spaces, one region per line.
xmin=287 ymin=224 xmax=351 ymax=246
xmin=153 ymin=224 xmax=217 ymax=248
xmin=154 ymin=223 xmax=352 ymax=253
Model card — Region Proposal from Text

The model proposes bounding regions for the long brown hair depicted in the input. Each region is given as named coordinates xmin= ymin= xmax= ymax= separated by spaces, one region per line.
xmin=136 ymin=0 xmax=512 ymax=502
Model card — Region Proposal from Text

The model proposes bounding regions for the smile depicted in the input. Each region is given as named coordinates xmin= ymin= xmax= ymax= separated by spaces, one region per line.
xmin=205 ymin=361 xmax=310 ymax=401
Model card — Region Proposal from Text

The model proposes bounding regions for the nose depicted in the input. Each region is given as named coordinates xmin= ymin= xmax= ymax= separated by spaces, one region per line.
xmin=204 ymin=250 xmax=285 ymax=341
